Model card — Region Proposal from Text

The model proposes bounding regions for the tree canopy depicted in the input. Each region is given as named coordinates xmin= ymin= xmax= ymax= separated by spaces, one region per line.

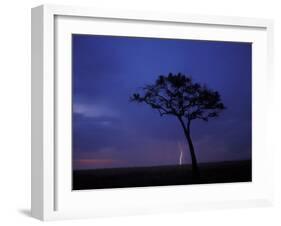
xmin=130 ymin=73 xmax=225 ymax=124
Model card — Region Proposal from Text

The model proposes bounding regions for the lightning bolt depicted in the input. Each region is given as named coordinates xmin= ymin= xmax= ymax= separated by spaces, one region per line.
xmin=178 ymin=141 xmax=184 ymax=165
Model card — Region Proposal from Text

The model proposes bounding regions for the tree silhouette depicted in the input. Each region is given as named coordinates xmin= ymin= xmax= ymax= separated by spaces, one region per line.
xmin=130 ymin=73 xmax=225 ymax=179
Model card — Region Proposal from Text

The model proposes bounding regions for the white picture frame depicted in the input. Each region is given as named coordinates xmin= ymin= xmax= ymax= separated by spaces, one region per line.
xmin=31 ymin=4 xmax=274 ymax=221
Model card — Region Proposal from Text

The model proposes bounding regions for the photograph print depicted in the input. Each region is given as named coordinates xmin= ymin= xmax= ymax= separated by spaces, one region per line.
xmin=72 ymin=34 xmax=252 ymax=190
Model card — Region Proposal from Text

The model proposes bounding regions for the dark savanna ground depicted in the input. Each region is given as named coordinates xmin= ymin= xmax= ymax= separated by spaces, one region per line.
xmin=72 ymin=160 xmax=251 ymax=190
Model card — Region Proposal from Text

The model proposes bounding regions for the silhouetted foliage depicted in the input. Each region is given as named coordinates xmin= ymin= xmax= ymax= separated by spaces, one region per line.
xmin=130 ymin=73 xmax=226 ymax=178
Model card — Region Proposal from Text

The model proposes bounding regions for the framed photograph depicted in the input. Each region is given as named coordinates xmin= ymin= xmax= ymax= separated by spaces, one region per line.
xmin=31 ymin=4 xmax=274 ymax=221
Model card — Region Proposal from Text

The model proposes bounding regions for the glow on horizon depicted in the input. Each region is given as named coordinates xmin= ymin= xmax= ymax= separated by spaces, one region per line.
xmin=76 ymin=158 xmax=123 ymax=164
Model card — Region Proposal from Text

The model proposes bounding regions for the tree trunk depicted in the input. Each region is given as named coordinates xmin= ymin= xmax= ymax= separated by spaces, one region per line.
xmin=185 ymin=129 xmax=200 ymax=179
xmin=178 ymin=117 xmax=200 ymax=180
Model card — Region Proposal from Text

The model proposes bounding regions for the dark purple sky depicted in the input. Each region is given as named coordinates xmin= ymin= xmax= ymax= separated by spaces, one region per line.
xmin=72 ymin=34 xmax=252 ymax=170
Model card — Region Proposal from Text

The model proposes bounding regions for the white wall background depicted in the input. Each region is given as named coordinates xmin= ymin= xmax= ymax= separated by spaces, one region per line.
xmin=0 ymin=0 xmax=280 ymax=225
